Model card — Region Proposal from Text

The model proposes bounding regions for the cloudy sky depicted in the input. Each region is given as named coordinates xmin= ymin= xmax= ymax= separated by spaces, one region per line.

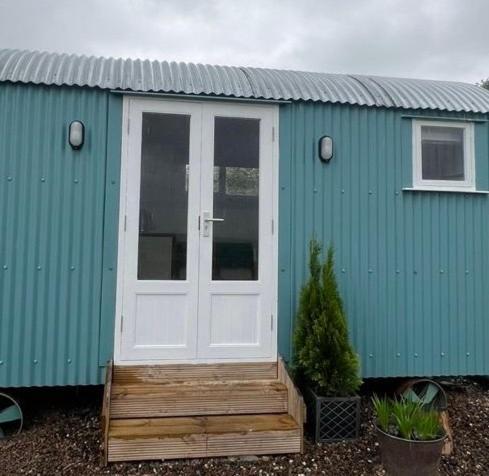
xmin=0 ymin=0 xmax=488 ymax=83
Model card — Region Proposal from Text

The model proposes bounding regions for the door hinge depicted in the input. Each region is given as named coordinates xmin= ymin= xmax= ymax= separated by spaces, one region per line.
xmin=271 ymin=219 xmax=274 ymax=234
xmin=124 ymin=215 xmax=127 ymax=232
xmin=127 ymin=117 xmax=130 ymax=134
xmin=272 ymin=126 xmax=275 ymax=142
xmin=120 ymin=315 xmax=124 ymax=333
xmin=271 ymin=314 xmax=274 ymax=331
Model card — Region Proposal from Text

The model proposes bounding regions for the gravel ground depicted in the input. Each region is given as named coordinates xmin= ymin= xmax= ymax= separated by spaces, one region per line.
xmin=0 ymin=379 xmax=488 ymax=475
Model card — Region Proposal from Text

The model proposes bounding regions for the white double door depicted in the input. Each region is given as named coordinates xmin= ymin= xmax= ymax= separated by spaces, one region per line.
xmin=116 ymin=97 xmax=278 ymax=363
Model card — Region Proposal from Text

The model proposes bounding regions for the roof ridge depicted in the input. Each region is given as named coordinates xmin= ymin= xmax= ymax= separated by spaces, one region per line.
xmin=352 ymin=75 xmax=398 ymax=108
xmin=345 ymin=75 xmax=384 ymax=107
xmin=1 ymin=48 xmax=488 ymax=113
xmin=0 ymin=47 xmax=478 ymax=86
xmin=238 ymin=66 xmax=258 ymax=98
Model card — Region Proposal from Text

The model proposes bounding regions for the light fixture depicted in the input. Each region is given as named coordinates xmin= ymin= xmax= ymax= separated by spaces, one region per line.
xmin=319 ymin=135 xmax=333 ymax=162
xmin=69 ymin=120 xmax=85 ymax=150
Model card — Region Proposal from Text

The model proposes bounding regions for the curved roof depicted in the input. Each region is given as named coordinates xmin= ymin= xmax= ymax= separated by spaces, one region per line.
xmin=1 ymin=48 xmax=489 ymax=113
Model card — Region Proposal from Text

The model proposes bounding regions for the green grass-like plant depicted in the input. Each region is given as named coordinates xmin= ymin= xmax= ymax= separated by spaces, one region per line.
xmin=391 ymin=398 xmax=421 ymax=439
xmin=414 ymin=409 xmax=443 ymax=441
xmin=372 ymin=394 xmax=391 ymax=432
xmin=372 ymin=395 xmax=444 ymax=441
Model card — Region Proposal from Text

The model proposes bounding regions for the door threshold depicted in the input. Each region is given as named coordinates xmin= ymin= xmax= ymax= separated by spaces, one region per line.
xmin=114 ymin=356 xmax=278 ymax=366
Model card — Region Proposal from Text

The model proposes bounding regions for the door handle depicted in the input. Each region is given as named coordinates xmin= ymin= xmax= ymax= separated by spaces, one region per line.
xmin=202 ymin=211 xmax=224 ymax=236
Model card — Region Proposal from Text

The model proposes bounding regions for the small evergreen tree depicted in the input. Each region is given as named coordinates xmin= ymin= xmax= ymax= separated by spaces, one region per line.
xmin=293 ymin=239 xmax=361 ymax=396
xmin=477 ymin=78 xmax=489 ymax=90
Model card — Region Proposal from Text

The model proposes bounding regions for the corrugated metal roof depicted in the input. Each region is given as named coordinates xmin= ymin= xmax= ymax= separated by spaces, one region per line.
xmin=1 ymin=48 xmax=489 ymax=113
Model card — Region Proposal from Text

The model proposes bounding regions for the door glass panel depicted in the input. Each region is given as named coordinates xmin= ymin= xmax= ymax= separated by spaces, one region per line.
xmin=212 ymin=117 xmax=260 ymax=281
xmin=138 ymin=113 xmax=190 ymax=280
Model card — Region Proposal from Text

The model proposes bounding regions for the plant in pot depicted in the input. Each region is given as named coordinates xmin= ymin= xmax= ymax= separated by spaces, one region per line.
xmin=293 ymin=240 xmax=362 ymax=442
xmin=372 ymin=395 xmax=446 ymax=476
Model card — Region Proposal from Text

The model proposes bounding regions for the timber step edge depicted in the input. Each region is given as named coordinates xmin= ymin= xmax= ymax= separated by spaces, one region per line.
xmin=110 ymin=380 xmax=288 ymax=418
xmin=112 ymin=362 xmax=278 ymax=385
xmin=107 ymin=413 xmax=301 ymax=462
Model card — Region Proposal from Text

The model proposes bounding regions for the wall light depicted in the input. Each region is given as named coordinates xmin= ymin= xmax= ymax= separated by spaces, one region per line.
xmin=319 ymin=135 xmax=333 ymax=162
xmin=69 ymin=120 xmax=85 ymax=150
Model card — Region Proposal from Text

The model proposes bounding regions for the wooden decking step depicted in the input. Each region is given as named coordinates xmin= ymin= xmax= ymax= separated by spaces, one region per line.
xmin=112 ymin=362 xmax=278 ymax=385
xmin=107 ymin=413 xmax=301 ymax=462
xmin=102 ymin=359 xmax=306 ymax=463
xmin=111 ymin=380 xmax=288 ymax=418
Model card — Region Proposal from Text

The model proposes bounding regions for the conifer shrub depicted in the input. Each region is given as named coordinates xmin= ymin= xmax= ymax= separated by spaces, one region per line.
xmin=293 ymin=239 xmax=361 ymax=396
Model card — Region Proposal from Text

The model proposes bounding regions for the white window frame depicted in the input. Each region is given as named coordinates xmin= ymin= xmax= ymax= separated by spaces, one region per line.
xmin=412 ymin=119 xmax=475 ymax=192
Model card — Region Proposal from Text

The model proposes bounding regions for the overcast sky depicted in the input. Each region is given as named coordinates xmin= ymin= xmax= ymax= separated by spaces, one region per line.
xmin=0 ymin=0 xmax=488 ymax=83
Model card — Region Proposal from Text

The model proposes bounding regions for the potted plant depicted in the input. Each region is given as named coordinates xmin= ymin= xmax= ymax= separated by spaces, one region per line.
xmin=372 ymin=395 xmax=446 ymax=476
xmin=293 ymin=240 xmax=362 ymax=442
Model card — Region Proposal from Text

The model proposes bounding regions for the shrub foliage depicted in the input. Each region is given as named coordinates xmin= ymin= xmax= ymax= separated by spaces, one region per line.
xmin=293 ymin=239 xmax=361 ymax=396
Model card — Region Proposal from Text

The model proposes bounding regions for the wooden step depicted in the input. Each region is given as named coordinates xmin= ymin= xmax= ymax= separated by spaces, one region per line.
xmin=113 ymin=362 xmax=277 ymax=385
xmin=111 ymin=380 xmax=288 ymax=418
xmin=103 ymin=359 xmax=306 ymax=463
xmin=107 ymin=413 xmax=301 ymax=462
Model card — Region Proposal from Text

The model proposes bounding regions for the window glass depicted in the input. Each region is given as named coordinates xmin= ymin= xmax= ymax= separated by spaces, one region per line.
xmin=138 ymin=113 xmax=190 ymax=280
xmin=212 ymin=117 xmax=260 ymax=281
xmin=225 ymin=167 xmax=259 ymax=196
xmin=421 ymin=126 xmax=464 ymax=181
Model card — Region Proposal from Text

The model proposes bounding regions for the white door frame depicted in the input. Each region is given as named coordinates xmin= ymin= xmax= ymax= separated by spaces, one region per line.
xmin=197 ymin=102 xmax=276 ymax=360
xmin=113 ymin=96 xmax=279 ymax=365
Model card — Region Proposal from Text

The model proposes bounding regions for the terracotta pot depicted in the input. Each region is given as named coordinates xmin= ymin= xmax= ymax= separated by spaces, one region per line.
xmin=376 ymin=426 xmax=446 ymax=476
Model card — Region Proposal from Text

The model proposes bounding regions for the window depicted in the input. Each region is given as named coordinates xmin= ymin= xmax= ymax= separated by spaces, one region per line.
xmin=412 ymin=120 xmax=475 ymax=191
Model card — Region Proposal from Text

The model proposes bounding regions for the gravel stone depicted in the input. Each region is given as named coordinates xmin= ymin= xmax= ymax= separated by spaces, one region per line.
xmin=0 ymin=379 xmax=488 ymax=475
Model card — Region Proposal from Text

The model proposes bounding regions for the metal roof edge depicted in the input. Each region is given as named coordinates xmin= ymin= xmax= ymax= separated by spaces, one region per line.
xmin=1 ymin=48 xmax=489 ymax=113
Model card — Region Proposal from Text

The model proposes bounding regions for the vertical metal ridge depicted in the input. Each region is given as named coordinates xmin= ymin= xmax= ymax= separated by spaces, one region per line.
xmin=278 ymin=102 xmax=489 ymax=378
xmin=0 ymin=83 xmax=113 ymax=387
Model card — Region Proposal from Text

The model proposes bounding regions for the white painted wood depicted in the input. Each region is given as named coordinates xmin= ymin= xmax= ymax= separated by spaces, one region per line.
xmin=197 ymin=103 xmax=277 ymax=359
xmin=115 ymin=98 xmax=278 ymax=364
xmin=402 ymin=187 xmax=489 ymax=194
xmin=412 ymin=119 xmax=475 ymax=192
xmin=117 ymin=98 xmax=202 ymax=362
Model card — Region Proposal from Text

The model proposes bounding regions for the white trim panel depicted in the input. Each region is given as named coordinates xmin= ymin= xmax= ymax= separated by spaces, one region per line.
xmin=412 ymin=119 xmax=476 ymax=192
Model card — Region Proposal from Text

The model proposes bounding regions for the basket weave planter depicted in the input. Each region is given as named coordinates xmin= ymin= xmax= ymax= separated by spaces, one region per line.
xmin=305 ymin=388 xmax=361 ymax=442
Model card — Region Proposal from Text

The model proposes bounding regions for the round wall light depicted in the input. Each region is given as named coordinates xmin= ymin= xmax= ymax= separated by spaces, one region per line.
xmin=69 ymin=120 xmax=85 ymax=150
xmin=319 ymin=135 xmax=333 ymax=162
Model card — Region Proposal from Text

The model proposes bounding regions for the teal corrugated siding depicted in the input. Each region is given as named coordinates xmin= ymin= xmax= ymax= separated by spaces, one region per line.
xmin=0 ymin=83 xmax=121 ymax=387
xmin=2 ymin=81 xmax=488 ymax=385
xmin=278 ymin=102 xmax=489 ymax=378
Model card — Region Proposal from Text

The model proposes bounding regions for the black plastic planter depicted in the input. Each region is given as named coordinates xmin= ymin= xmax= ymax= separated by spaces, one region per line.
xmin=376 ymin=426 xmax=446 ymax=476
xmin=305 ymin=388 xmax=361 ymax=442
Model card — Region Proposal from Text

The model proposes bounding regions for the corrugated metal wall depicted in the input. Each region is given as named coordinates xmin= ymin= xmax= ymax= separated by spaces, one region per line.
xmin=278 ymin=102 xmax=489 ymax=378
xmin=2 ymin=81 xmax=488 ymax=386
xmin=0 ymin=83 xmax=121 ymax=387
